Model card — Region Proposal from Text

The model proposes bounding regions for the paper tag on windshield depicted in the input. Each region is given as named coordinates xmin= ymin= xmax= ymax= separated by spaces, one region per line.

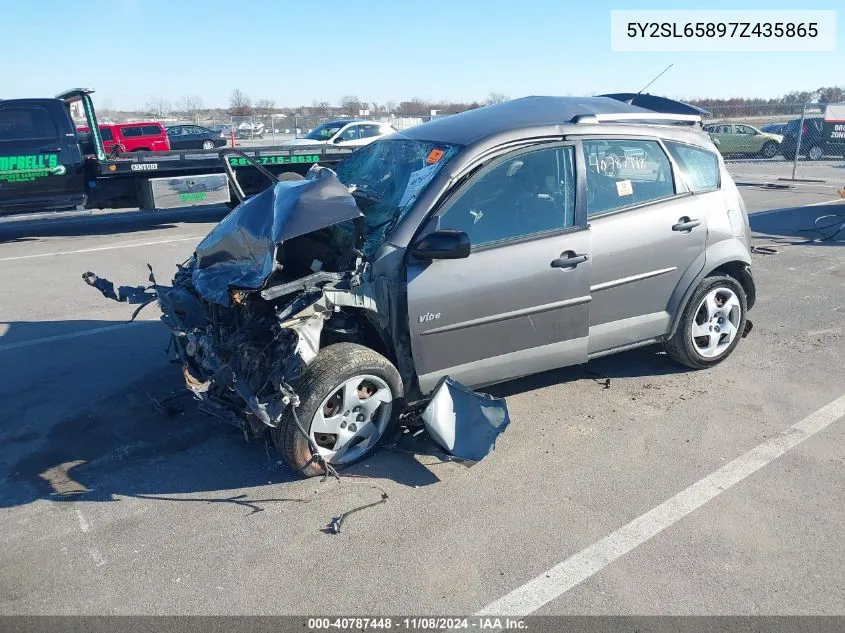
xmin=426 ymin=149 xmax=445 ymax=164
xmin=616 ymin=179 xmax=633 ymax=196
xmin=398 ymin=162 xmax=440 ymax=209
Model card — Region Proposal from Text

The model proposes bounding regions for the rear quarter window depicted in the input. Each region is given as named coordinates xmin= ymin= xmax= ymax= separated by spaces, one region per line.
xmin=665 ymin=141 xmax=720 ymax=193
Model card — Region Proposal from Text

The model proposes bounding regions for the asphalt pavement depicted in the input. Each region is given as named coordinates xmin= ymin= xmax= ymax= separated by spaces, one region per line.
xmin=0 ymin=181 xmax=843 ymax=616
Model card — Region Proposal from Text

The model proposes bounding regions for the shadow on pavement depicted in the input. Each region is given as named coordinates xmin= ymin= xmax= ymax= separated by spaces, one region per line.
xmin=0 ymin=319 xmax=444 ymax=511
xmin=0 ymin=206 xmax=228 ymax=244
xmin=750 ymin=203 xmax=845 ymax=245
xmin=487 ymin=345 xmax=691 ymax=399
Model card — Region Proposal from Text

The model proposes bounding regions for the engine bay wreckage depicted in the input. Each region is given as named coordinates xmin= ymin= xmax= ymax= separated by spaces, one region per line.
xmin=82 ymin=156 xmax=510 ymax=476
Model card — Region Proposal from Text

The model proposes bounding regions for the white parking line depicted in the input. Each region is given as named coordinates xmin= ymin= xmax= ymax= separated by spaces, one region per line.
xmin=0 ymin=235 xmax=203 ymax=262
xmin=0 ymin=321 xmax=149 ymax=352
xmin=476 ymin=393 xmax=845 ymax=617
xmin=749 ymin=197 xmax=845 ymax=218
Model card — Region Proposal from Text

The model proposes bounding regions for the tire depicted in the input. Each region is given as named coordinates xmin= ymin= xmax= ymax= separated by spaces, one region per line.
xmin=278 ymin=171 xmax=305 ymax=181
xmin=807 ymin=145 xmax=824 ymax=161
xmin=664 ymin=275 xmax=748 ymax=370
xmin=201 ymin=140 xmax=215 ymax=150
xmin=760 ymin=141 xmax=779 ymax=158
xmin=272 ymin=343 xmax=403 ymax=477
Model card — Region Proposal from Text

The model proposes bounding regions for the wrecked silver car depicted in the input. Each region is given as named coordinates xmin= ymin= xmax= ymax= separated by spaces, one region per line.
xmin=84 ymin=96 xmax=756 ymax=477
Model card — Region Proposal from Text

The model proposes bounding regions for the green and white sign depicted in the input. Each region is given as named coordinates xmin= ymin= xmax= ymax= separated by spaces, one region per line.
xmin=0 ymin=154 xmax=64 ymax=183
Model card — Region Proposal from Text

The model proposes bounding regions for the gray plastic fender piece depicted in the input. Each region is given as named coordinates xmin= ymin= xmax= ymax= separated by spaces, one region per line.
xmin=420 ymin=376 xmax=510 ymax=461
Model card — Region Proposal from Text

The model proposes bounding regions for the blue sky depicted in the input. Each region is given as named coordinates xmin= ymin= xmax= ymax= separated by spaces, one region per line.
xmin=4 ymin=0 xmax=843 ymax=109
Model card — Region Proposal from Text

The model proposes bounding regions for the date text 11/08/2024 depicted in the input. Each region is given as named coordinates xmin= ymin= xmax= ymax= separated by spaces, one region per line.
xmin=307 ymin=617 xmax=527 ymax=630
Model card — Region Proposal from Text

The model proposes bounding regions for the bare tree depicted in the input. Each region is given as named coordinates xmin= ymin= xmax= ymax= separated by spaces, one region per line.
xmin=255 ymin=99 xmax=277 ymax=116
xmin=229 ymin=89 xmax=253 ymax=116
xmin=341 ymin=95 xmax=362 ymax=114
xmin=144 ymin=97 xmax=172 ymax=119
xmin=485 ymin=92 xmax=509 ymax=105
xmin=385 ymin=100 xmax=397 ymax=114
xmin=179 ymin=95 xmax=204 ymax=123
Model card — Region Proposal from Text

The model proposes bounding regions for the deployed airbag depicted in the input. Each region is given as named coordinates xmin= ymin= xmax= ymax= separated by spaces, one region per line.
xmin=420 ymin=376 xmax=510 ymax=461
xmin=192 ymin=166 xmax=362 ymax=305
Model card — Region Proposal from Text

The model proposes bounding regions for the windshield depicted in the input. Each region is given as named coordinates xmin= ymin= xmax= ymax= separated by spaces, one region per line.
xmin=305 ymin=122 xmax=346 ymax=141
xmin=333 ymin=138 xmax=462 ymax=255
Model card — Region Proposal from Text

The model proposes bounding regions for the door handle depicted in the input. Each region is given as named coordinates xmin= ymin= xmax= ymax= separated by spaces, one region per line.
xmin=551 ymin=251 xmax=588 ymax=269
xmin=672 ymin=217 xmax=701 ymax=232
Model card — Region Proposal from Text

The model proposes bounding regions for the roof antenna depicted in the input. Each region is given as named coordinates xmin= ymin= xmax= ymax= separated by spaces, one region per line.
xmin=631 ymin=64 xmax=673 ymax=102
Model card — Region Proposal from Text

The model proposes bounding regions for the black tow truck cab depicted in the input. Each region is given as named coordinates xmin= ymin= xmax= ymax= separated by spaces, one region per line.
xmin=0 ymin=89 xmax=353 ymax=217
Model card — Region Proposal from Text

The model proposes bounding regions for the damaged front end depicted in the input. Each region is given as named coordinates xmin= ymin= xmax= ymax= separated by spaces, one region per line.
xmin=84 ymin=164 xmax=375 ymax=440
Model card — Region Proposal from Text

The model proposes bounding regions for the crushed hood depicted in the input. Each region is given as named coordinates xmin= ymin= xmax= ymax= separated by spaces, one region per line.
xmin=192 ymin=166 xmax=363 ymax=306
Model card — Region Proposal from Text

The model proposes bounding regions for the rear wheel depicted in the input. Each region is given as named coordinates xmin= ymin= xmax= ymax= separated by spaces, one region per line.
xmin=664 ymin=275 xmax=747 ymax=369
xmin=201 ymin=140 xmax=215 ymax=150
xmin=272 ymin=343 xmax=403 ymax=477
xmin=807 ymin=145 xmax=824 ymax=161
xmin=760 ymin=141 xmax=779 ymax=158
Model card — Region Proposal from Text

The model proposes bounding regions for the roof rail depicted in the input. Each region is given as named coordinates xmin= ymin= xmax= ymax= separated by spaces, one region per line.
xmin=571 ymin=112 xmax=701 ymax=125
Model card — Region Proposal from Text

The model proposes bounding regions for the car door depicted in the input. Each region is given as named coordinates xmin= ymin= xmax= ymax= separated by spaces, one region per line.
xmin=333 ymin=124 xmax=364 ymax=146
xmin=406 ymin=142 xmax=591 ymax=393
xmin=167 ymin=126 xmax=186 ymax=150
xmin=0 ymin=100 xmax=84 ymax=213
xmin=733 ymin=125 xmax=760 ymax=153
xmin=579 ymin=138 xmax=708 ymax=354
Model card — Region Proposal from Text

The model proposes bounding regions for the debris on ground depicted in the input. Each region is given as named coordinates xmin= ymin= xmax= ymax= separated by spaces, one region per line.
xmin=418 ymin=376 xmax=510 ymax=462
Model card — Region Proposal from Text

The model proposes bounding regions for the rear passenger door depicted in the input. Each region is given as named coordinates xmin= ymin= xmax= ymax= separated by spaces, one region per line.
xmin=0 ymin=101 xmax=84 ymax=213
xmin=580 ymin=138 xmax=708 ymax=355
xmin=407 ymin=143 xmax=591 ymax=392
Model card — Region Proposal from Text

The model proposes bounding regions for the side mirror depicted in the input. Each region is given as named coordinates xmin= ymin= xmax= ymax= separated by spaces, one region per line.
xmin=332 ymin=136 xmax=343 ymax=144
xmin=410 ymin=230 xmax=471 ymax=260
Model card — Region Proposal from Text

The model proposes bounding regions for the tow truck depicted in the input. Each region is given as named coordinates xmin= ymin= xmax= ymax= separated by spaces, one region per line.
xmin=0 ymin=89 xmax=353 ymax=218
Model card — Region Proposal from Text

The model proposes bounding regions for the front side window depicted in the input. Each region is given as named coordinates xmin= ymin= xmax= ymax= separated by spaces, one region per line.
xmin=582 ymin=139 xmax=675 ymax=216
xmin=437 ymin=146 xmax=576 ymax=247
xmin=99 ymin=127 xmax=113 ymax=141
xmin=735 ymin=125 xmax=755 ymax=135
xmin=665 ymin=141 xmax=720 ymax=193
xmin=337 ymin=125 xmax=361 ymax=142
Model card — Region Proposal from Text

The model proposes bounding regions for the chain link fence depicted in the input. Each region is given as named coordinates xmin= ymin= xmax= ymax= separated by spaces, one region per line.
xmin=695 ymin=102 xmax=845 ymax=183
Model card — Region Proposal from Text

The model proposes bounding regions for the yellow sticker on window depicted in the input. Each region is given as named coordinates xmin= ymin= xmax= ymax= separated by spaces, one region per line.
xmin=426 ymin=149 xmax=445 ymax=164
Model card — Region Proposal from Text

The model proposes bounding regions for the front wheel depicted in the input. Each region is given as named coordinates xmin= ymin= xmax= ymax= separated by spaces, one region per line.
xmin=760 ymin=141 xmax=779 ymax=158
xmin=664 ymin=275 xmax=747 ymax=369
xmin=272 ymin=343 xmax=403 ymax=477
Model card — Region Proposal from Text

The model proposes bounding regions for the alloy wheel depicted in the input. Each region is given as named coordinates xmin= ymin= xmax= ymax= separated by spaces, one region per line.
xmin=690 ymin=287 xmax=742 ymax=359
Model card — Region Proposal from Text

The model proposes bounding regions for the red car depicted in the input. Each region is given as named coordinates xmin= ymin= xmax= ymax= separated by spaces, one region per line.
xmin=77 ymin=122 xmax=171 ymax=154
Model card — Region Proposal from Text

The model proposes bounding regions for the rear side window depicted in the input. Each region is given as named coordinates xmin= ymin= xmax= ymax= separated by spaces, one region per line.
xmin=360 ymin=124 xmax=383 ymax=138
xmin=582 ymin=139 xmax=676 ymax=216
xmin=0 ymin=105 xmax=59 ymax=141
xmin=121 ymin=126 xmax=143 ymax=137
xmin=141 ymin=125 xmax=162 ymax=135
xmin=665 ymin=142 xmax=720 ymax=193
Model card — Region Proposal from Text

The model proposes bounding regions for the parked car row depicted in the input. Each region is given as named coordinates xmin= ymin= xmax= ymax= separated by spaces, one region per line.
xmin=704 ymin=116 xmax=845 ymax=161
